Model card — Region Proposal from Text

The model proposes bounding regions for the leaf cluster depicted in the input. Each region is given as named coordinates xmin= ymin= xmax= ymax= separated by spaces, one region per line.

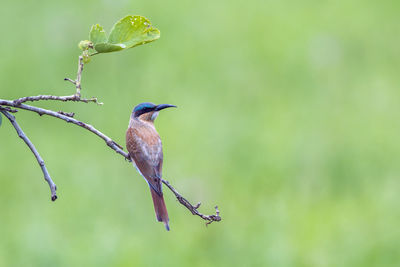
xmin=78 ymin=15 xmax=160 ymax=62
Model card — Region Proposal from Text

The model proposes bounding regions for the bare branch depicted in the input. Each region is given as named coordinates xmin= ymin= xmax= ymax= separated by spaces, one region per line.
xmin=162 ymin=179 xmax=221 ymax=225
xmin=75 ymin=56 xmax=84 ymax=97
xmin=13 ymin=94 xmax=101 ymax=105
xmin=0 ymin=108 xmax=57 ymax=201
xmin=64 ymin=56 xmax=84 ymax=97
xmin=0 ymin=99 xmax=129 ymax=160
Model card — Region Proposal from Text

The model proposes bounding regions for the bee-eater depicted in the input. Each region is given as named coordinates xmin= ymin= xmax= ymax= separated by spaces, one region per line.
xmin=126 ymin=102 xmax=176 ymax=231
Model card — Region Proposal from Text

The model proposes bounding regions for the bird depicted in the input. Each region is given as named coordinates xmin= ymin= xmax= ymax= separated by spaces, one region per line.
xmin=126 ymin=102 xmax=177 ymax=231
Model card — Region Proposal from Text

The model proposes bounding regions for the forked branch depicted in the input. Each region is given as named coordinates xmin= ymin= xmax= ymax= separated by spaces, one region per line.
xmin=13 ymin=56 xmax=102 ymax=105
xmin=0 ymin=99 xmax=128 ymax=159
xmin=162 ymin=179 xmax=221 ymax=225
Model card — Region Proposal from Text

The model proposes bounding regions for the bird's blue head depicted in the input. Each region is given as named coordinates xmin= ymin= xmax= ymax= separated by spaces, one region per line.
xmin=132 ymin=102 xmax=177 ymax=119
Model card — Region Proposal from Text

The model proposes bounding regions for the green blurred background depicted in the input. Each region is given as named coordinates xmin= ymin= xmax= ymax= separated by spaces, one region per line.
xmin=1 ymin=0 xmax=399 ymax=266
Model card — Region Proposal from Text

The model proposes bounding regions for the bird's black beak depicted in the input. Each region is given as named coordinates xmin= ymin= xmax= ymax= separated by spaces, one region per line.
xmin=155 ymin=104 xmax=177 ymax=111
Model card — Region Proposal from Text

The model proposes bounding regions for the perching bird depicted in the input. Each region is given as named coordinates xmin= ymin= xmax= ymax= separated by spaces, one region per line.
xmin=126 ymin=102 xmax=176 ymax=231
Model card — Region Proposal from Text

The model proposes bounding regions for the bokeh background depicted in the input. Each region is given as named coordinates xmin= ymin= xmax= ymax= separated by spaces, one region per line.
xmin=1 ymin=0 xmax=399 ymax=266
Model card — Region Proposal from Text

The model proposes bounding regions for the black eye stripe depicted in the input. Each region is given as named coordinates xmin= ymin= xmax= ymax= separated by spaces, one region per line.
xmin=134 ymin=107 xmax=154 ymax=117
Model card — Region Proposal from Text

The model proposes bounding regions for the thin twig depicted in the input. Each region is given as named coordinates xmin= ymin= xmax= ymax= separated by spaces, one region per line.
xmin=61 ymin=55 xmax=103 ymax=104
xmin=72 ymin=56 xmax=84 ymax=97
xmin=63 ymin=56 xmax=84 ymax=97
xmin=64 ymin=78 xmax=76 ymax=84
xmin=0 ymin=108 xmax=57 ymax=201
xmin=13 ymin=94 xmax=101 ymax=105
xmin=162 ymin=179 xmax=221 ymax=225
xmin=0 ymin=106 xmax=18 ymax=113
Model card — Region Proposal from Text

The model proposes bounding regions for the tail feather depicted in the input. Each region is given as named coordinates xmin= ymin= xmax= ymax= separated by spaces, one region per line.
xmin=150 ymin=188 xmax=170 ymax=231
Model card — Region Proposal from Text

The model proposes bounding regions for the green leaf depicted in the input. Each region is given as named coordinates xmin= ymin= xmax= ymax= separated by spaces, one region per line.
xmin=94 ymin=43 xmax=126 ymax=53
xmin=89 ymin=15 xmax=160 ymax=53
xmin=89 ymin=24 xmax=107 ymax=45
xmin=108 ymin=15 xmax=160 ymax=48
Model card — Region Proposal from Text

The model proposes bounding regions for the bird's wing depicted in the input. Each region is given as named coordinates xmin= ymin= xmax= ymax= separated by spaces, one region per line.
xmin=126 ymin=126 xmax=163 ymax=195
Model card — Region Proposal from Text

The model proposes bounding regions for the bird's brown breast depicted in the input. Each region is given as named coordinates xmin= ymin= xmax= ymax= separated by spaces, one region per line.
xmin=126 ymin=120 xmax=161 ymax=151
xmin=126 ymin=118 xmax=164 ymax=194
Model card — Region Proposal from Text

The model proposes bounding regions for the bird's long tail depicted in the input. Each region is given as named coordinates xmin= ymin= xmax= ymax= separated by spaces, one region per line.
xmin=150 ymin=188 xmax=170 ymax=231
